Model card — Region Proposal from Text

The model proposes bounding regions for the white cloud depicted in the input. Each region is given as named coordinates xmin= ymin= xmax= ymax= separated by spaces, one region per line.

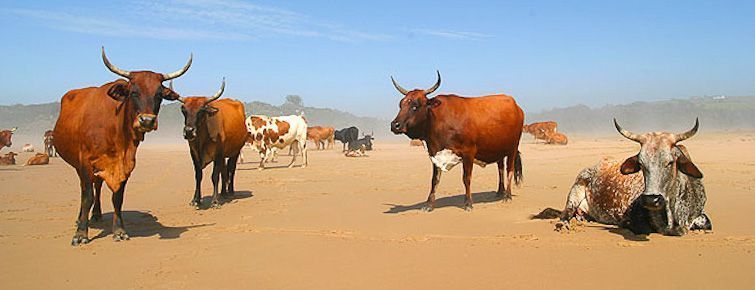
xmin=411 ymin=29 xmax=492 ymax=40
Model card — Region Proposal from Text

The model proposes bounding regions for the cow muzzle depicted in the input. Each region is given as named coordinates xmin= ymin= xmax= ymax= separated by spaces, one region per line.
xmin=391 ymin=120 xmax=406 ymax=134
xmin=135 ymin=114 xmax=158 ymax=132
xmin=183 ymin=126 xmax=197 ymax=141
xmin=641 ymin=194 xmax=666 ymax=210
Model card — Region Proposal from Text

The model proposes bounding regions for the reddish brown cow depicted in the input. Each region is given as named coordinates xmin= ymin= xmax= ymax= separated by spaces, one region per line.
xmin=25 ymin=153 xmax=49 ymax=166
xmin=178 ymin=80 xmax=248 ymax=209
xmin=307 ymin=126 xmax=335 ymax=150
xmin=390 ymin=71 xmax=525 ymax=211
xmin=0 ymin=127 xmax=17 ymax=151
xmin=523 ymin=121 xmax=557 ymax=143
xmin=44 ymin=130 xmax=56 ymax=157
xmin=545 ymin=131 xmax=568 ymax=145
xmin=54 ymin=47 xmax=190 ymax=245
xmin=0 ymin=152 xmax=17 ymax=165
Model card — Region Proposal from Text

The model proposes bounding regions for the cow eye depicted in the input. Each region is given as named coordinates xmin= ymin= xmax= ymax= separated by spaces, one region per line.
xmin=666 ymin=161 xmax=674 ymax=167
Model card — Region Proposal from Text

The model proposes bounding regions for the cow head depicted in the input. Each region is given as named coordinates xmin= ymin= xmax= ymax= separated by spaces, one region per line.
xmin=102 ymin=47 xmax=190 ymax=133
xmin=614 ymin=118 xmax=703 ymax=211
xmin=0 ymin=127 xmax=16 ymax=148
xmin=390 ymin=71 xmax=441 ymax=139
xmin=178 ymin=79 xmax=225 ymax=141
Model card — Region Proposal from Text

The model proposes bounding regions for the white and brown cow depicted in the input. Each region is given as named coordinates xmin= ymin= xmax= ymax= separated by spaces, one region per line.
xmin=245 ymin=114 xmax=308 ymax=170
xmin=555 ymin=119 xmax=711 ymax=236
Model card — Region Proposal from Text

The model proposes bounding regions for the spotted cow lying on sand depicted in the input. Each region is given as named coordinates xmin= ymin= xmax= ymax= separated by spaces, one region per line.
xmin=246 ymin=114 xmax=308 ymax=169
xmin=552 ymin=119 xmax=711 ymax=236
xmin=0 ymin=152 xmax=17 ymax=165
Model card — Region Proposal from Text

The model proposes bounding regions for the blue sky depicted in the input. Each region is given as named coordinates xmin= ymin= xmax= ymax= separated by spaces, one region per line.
xmin=1 ymin=0 xmax=755 ymax=118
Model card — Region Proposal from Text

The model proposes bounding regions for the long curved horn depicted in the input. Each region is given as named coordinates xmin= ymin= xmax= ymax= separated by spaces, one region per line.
xmin=10 ymin=127 xmax=17 ymax=133
xmin=391 ymin=76 xmax=409 ymax=95
xmin=162 ymin=53 xmax=193 ymax=81
xmin=614 ymin=118 xmax=644 ymax=143
xmin=204 ymin=78 xmax=225 ymax=105
xmin=169 ymin=81 xmax=186 ymax=103
xmin=101 ymin=46 xmax=131 ymax=78
xmin=674 ymin=118 xmax=699 ymax=143
xmin=424 ymin=70 xmax=441 ymax=95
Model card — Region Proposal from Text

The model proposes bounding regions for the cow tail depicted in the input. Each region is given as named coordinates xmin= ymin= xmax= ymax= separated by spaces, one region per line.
xmin=514 ymin=150 xmax=523 ymax=186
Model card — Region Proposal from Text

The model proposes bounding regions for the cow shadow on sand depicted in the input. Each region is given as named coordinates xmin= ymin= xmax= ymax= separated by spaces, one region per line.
xmin=89 ymin=211 xmax=213 ymax=241
xmin=196 ymin=190 xmax=254 ymax=210
xmin=383 ymin=191 xmax=507 ymax=214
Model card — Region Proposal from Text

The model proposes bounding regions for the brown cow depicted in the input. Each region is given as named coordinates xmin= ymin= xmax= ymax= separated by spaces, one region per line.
xmin=25 ymin=153 xmax=49 ymax=166
xmin=390 ymin=71 xmax=525 ymax=211
xmin=0 ymin=152 xmax=17 ymax=165
xmin=178 ymin=80 xmax=247 ymax=209
xmin=54 ymin=47 xmax=190 ymax=245
xmin=0 ymin=127 xmax=16 ymax=151
xmin=544 ymin=131 xmax=568 ymax=145
xmin=523 ymin=121 xmax=557 ymax=143
xmin=44 ymin=130 xmax=56 ymax=157
xmin=307 ymin=126 xmax=335 ymax=150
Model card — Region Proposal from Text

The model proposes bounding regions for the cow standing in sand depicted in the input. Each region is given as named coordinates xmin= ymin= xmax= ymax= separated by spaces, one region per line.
xmin=44 ymin=130 xmax=56 ymax=157
xmin=555 ymin=119 xmax=711 ymax=236
xmin=334 ymin=126 xmax=359 ymax=152
xmin=246 ymin=114 xmax=308 ymax=169
xmin=307 ymin=126 xmax=335 ymax=150
xmin=54 ymin=47 xmax=190 ymax=245
xmin=390 ymin=71 xmax=524 ymax=211
xmin=178 ymin=80 xmax=247 ymax=209
xmin=0 ymin=127 xmax=16 ymax=152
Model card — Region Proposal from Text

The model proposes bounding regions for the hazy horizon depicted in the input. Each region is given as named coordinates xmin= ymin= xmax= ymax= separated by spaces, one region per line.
xmin=2 ymin=1 xmax=755 ymax=119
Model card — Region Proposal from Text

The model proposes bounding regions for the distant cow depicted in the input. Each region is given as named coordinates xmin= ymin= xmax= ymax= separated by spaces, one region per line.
xmin=410 ymin=139 xmax=424 ymax=146
xmin=54 ymin=47 xmax=190 ymax=245
xmin=545 ymin=131 xmax=568 ymax=145
xmin=307 ymin=126 xmax=335 ymax=150
xmin=390 ymin=71 xmax=524 ymax=211
xmin=25 ymin=153 xmax=49 ymax=166
xmin=0 ymin=152 xmax=17 ymax=165
xmin=0 ymin=127 xmax=16 ymax=151
xmin=44 ymin=130 xmax=56 ymax=157
xmin=334 ymin=126 xmax=359 ymax=152
xmin=22 ymin=144 xmax=34 ymax=152
xmin=246 ymin=114 xmax=308 ymax=169
xmin=179 ymin=80 xmax=247 ymax=209
xmin=523 ymin=121 xmax=557 ymax=143
xmin=555 ymin=119 xmax=710 ymax=236
xmin=348 ymin=134 xmax=374 ymax=152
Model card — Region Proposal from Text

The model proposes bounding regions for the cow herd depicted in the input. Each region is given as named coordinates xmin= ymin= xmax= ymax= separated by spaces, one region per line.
xmin=0 ymin=48 xmax=712 ymax=246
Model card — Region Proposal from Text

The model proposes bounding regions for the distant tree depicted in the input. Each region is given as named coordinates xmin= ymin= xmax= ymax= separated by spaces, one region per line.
xmin=285 ymin=95 xmax=303 ymax=107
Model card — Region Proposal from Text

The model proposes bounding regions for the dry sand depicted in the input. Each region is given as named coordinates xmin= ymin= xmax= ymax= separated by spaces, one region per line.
xmin=1 ymin=132 xmax=754 ymax=289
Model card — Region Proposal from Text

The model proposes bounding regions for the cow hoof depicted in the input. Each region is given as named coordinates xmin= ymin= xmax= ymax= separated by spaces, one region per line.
xmin=189 ymin=200 xmax=200 ymax=209
xmin=257 ymin=167 xmax=265 ymax=171
xmin=211 ymin=202 xmax=222 ymax=209
xmin=555 ymin=221 xmax=571 ymax=232
xmin=113 ymin=231 xmax=130 ymax=242
xmin=464 ymin=204 xmax=474 ymax=212
xmin=421 ymin=205 xmax=434 ymax=212
xmin=71 ymin=235 xmax=89 ymax=246
xmin=499 ymin=194 xmax=512 ymax=202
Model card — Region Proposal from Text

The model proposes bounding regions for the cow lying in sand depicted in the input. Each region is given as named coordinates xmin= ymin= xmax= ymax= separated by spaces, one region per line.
xmin=0 ymin=152 xmax=17 ymax=165
xmin=552 ymin=119 xmax=711 ymax=236
xmin=25 ymin=153 xmax=50 ymax=165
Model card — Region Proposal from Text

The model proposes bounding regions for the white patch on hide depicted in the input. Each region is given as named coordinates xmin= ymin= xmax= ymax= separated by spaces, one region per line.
xmin=430 ymin=149 xmax=462 ymax=172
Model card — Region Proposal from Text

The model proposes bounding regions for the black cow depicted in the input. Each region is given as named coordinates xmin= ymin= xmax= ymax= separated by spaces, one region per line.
xmin=348 ymin=134 xmax=373 ymax=152
xmin=334 ymin=126 xmax=359 ymax=152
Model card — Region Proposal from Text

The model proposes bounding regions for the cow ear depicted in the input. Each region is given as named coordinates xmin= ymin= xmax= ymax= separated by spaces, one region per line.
xmin=162 ymin=86 xmax=181 ymax=101
xmin=620 ymin=155 xmax=641 ymax=175
xmin=427 ymin=98 xmax=441 ymax=108
xmin=205 ymin=105 xmax=219 ymax=116
xmin=107 ymin=82 xmax=129 ymax=101
xmin=677 ymin=153 xmax=703 ymax=178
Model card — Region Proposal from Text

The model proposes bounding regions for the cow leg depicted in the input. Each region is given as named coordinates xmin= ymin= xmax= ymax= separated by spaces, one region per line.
xmin=301 ymin=141 xmax=308 ymax=168
xmin=555 ymin=180 xmax=589 ymax=232
xmin=423 ymin=165 xmax=442 ymax=212
xmin=288 ymin=141 xmax=299 ymax=168
xmin=190 ymin=154 xmax=202 ymax=209
xmin=462 ymin=158 xmax=474 ymax=211
xmin=72 ymin=171 xmax=94 ymax=246
xmin=90 ymin=177 xmax=104 ymax=223
xmin=258 ymin=150 xmax=267 ymax=170
xmin=210 ymin=157 xmax=225 ymax=209
xmin=496 ymin=159 xmax=511 ymax=202
xmin=225 ymin=154 xmax=239 ymax=196
xmin=111 ymin=180 xmax=129 ymax=241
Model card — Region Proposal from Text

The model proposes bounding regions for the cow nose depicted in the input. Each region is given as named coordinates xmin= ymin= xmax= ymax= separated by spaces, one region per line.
xmin=641 ymin=194 xmax=665 ymax=210
xmin=391 ymin=121 xmax=403 ymax=133
xmin=183 ymin=127 xmax=196 ymax=140
xmin=139 ymin=115 xmax=156 ymax=127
